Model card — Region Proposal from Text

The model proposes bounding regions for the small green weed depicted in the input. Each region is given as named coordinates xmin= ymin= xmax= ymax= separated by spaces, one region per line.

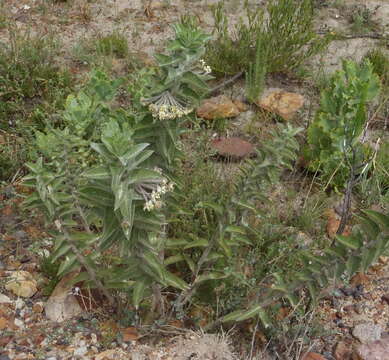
xmin=96 ymin=32 xmax=129 ymax=58
xmin=348 ymin=5 xmax=376 ymax=34
xmin=39 ymin=255 xmax=61 ymax=296
xmin=363 ymin=48 xmax=389 ymax=88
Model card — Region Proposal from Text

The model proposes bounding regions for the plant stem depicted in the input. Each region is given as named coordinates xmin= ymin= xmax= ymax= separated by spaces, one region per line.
xmin=56 ymin=221 xmax=116 ymax=307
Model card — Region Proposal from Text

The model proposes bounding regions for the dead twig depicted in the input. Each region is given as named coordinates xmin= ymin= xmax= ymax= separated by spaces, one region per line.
xmin=208 ymin=71 xmax=244 ymax=96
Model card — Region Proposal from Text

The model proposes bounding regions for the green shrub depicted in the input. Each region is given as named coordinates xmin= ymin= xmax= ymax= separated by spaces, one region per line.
xmin=305 ymin=60 xmax=381 ymax=189
xmin=23 ymin=17 xmax=213 ymax=312
xmin=206 ymin=0 xmax=330 ymax=75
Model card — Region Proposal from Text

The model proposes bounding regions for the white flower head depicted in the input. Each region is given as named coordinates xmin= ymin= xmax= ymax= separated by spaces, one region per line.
xmin=141 ymin=174 xmax=175 ymax=212
xmin=199 ymin=59 xmax=212 ymax=74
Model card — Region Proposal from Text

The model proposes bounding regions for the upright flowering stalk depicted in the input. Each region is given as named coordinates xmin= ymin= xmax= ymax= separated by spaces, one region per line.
xmin=130 ymin=16 xmax=214 ymax=168
xmin=140 ymin=16 xmax=213 ymax=117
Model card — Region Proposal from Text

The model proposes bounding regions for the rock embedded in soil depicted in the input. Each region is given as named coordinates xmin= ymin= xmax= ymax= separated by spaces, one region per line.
xmin=197 ymin=95 xmax=242 ymax=120
xmin=255 ymin=89 xmax=304 ymax=121
xmin=5 ymin=271 xmax=37 ymax=298
xmin=333 ymin=341 xmax=352 ymax=360
xmin=0 ymin=294 xmax=12 ymax=303
xmin=45 ymin=271 xmax=83 ymax=322
xmin=0 ymin=317 xmax=8 ymax=330
xmin=211 ymin=137 xmax=255 ymax=159
xmin=352 ymin=323 xmax=383 ymax=344
xmin=354 ymin=335 xmax=389 ymax=360
xmin=301 ymin=352 xmax=326 ymax=360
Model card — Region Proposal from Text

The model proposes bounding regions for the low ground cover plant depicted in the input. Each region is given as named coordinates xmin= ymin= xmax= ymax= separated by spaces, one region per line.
xmin=0 ymin=24 xmax=73 ymax=180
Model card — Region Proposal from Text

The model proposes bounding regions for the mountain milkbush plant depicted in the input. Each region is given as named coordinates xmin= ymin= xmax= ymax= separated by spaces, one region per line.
xmin=23 ymin=17 xmax=213 ymax=312
xmin=306 ymin=59 xmax=381 ymax=189
xmin=23 ymin=73 xmax=187 ymax=309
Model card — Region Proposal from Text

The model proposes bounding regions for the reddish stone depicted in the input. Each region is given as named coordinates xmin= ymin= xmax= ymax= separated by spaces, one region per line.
xmin=0 ymin=317 xmax=8 ymax=330
xmin=211 ymin=137 xmax=254 ymax=159
xmin=301 ymin=352 xmax=326 ymax=360
xmin=333 ymin=341 xmax=352 ymax=360
xmin=0 ymin=335 xmax=14 ymax=347
xmin=355 ymin=335 xmax=389 ymax=360
xmin=381 ymin=294 xmax=389 ymax=305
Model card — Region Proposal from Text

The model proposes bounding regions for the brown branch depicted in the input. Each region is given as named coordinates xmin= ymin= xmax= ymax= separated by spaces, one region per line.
xmin=208 ymin=71 xmax=244 ymax=96
xmin=317 ymin=30 xmax=388 ymax=40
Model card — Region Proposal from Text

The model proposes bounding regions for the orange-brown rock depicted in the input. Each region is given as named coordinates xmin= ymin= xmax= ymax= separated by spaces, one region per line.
xmin=120 ymin=326 xmax=140 ymax=342
xmin=333 ymin=341 xmax=352 ymax=360
xmin=325 ymin=208 xmax=351 ymax=239
xmin=197 ymin=95 xmax=241 ymax=120
xmin=256 ymin=89 xmax=304 ymax=121
xmin=350 ymin=273 xmax=369 ymax=287
xmin=301 ymin=352 xmax=326 ymax=360
xmin=0 ymin=317 xmax=8 ymax=330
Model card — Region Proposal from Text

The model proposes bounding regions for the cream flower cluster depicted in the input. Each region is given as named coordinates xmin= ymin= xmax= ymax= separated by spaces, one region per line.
xmin=149 ymin=103 xmax=192 ymax=121
xmin=199 ymin=59 xmax=212 ymax=74
xmin=143 ymin=178 xmax=174 ymax=212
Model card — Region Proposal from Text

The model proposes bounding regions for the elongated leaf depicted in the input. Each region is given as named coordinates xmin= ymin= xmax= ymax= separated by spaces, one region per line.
xmin=90 ymin=143 xmax=116 ymax=163
xmin=164 ymin=271 xmax=189 ymax=290
xmin=183 ymin=253 xmax=195 ymax=273
xmin=119 ymin=143 xmax=150 ymax=166
xmin=335 ymin=235 xmax=360 ymax=250
xmin=225 ymin=225 xmax=247 ymax=235
xmin=221 ymin=305 xmax=263 ymax=323
xmin=181 ymin=71 xmax=209 ymax=91
xmin=154 ymin=53 xmax=179 ymax=67
xmin=184 ymin=238 xmax=208 ymax=249
xmin=133 ymin=280 xmax=147 ymax=309
xmin=143 ymin=251 xmax=165 ymax=281
xmin=165 ymin=238 xmax=189 ymax=249
xmin=51 ymin=243 xmax=71 ymax=262
xmin=346 ymin=255 xmax=361 ymax=275
xmin=228 ymin=235 xmax=252 ymax=246
xmin=128 ymin=169 xmax=162 ymax=185
xmin=165 ymin=254 xmax=185 ymax=265
xmin=82 ymin=167 xmax=110 ymax=180
xmin=363 ymin=210 xmax=389 ymax=229
xmin=57 ymin=254 xmax=78 ymax=277
xmin=126 ymin=150 xmax=154 ymax=171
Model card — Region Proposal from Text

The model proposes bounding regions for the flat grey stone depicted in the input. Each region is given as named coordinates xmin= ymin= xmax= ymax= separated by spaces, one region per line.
xmin=353 ymin=323 xmax=383 ymax=344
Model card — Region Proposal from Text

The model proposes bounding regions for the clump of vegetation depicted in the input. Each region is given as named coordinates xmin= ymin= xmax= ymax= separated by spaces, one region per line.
xmin=305 ymin=59 xmax=381 ymax=189
xmin=363 ymin=48 xmax=389 ymax=88
xmin=96 ymin=32 xmax=129 ymax=58
xmin=245 ymin=36 xmax=268 ymax=103
xmin=348 ymin=4 xmax=376 ymax=34
xmin=0 ymin=25 xmax=73 ymax=180
xmin=206 ymin=0 xmax=330 ymax=75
